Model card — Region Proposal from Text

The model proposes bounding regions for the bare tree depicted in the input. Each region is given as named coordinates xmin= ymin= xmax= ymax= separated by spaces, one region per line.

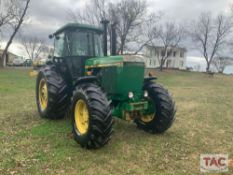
xmin=133 ymin=13 xmax=161 ymax=54
xmin=212 ymin=56 xmax=233 ymax=73
xmin=190 ymin=12 xmax=232 ymax=72
xmin=110 ymin=0 xmax=147 ymax=54
xmin=68 ymin=0 xmax=149 ymax=55
xmin=21 ymin=36 xmax=44 ymax=60
xmin=151 ymin=22 xmax=185 ymax=71
xmin=0 ymin=0 xmax=15 ymax=29
xmin=229 ymin=4 xmax=233 ymax=48
xmin=0 ymin=0 xmax=30 ymax=67
xmin=67 ymin=0 xmax=108 ymax=26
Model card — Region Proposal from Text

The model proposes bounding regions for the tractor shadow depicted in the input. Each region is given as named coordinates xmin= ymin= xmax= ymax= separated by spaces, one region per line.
xmin=110 ymin=118 xmax=177 ymax=146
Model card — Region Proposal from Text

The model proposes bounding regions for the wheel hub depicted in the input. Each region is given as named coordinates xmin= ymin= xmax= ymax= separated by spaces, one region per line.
xmin=75 ymin=99 xmax=89 ymax=135
xmin=141 ymin=113 xmax=155 ymax=123
xmin=39 ymin=79 xmax=48 ymax=111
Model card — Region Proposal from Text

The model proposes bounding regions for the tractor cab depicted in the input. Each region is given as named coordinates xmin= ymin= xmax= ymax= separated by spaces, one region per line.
xmin=51 ymin=23 xmax=104 ymax=79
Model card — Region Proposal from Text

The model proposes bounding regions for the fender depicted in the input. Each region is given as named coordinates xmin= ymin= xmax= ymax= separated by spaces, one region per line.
xmin=144 ymin=76 xmax=157 ymax=84
xmin=74 ymin=76 xmax=98 ymax=86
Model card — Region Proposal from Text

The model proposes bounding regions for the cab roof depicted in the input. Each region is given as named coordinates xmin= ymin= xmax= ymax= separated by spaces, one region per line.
xmin=54 ymin=23 xmax=103 ymax=35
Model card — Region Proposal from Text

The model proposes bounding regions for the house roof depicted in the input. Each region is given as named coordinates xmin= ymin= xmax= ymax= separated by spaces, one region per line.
xmin=0 ymin=49 xmax=19 ymax=57
xmin=54 ymin=23 xmax=103 ymax=35
xmin=145 ymin=44 xmax=187 ymax=52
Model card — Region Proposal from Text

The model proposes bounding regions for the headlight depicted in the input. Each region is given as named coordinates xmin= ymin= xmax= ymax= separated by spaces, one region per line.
xmin=144 ymin=91 xmax=148 ymax=97
xmin=128 ymin=92 xmax=134 ymax=99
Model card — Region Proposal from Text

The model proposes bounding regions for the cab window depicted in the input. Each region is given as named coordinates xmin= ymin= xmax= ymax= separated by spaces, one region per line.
xmin=54 ymin=33 xmax=65 ymax=57
xmin=67 ymin=30 xmax=103 ymax=57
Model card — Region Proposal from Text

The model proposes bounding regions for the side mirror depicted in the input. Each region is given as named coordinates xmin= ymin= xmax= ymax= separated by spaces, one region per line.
xmin=48 ymin=34 xmax=54 ymax=39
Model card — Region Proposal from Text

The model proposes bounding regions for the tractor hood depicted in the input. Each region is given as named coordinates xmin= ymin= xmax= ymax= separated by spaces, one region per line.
xmin=85 ymin=55 xmax=145 ymax=101
xmin=85 ymin=55 xmax=145 ymax=69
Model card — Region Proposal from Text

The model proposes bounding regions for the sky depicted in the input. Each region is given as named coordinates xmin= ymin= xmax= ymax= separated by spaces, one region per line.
xmin=0 ymin=0 xmax=233 ymax=73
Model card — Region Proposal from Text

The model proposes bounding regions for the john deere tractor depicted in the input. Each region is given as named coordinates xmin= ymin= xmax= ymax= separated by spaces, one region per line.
xmin=36 ymin=22 xmax=176 ymax=149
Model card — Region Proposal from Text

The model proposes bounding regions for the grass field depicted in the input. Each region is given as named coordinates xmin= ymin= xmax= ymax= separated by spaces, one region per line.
xmin=0 ymin=68 xmax=233 ymax=175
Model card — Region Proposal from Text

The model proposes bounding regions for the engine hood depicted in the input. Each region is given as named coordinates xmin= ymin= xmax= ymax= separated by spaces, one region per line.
xmin=85 ymin=55 xmax=145 ymax=69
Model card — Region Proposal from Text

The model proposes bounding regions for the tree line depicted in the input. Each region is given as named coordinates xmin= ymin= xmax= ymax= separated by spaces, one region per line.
xmin=68 ymin=0 xmax=233 ymax=72
xmin=1 ymin=0 xmax=233 ymax=72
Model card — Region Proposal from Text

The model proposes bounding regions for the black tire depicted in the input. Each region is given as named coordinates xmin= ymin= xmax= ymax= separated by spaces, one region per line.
xmin=71 ymin=83 xmax=113 ymax=149
xmin=36 ymin=65 xmax=70 ymax=119
xmin=135 ymin=82 xmax=176 ymax=133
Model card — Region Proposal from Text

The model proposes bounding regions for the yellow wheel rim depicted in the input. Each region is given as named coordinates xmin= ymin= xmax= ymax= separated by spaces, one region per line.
xmin=38 ymin=79 xmax=48 ymax=111
xmin=141 ymin=113 xmax=155 ymax=123
xmin=75 ymin=99 xmax=89 ymax=135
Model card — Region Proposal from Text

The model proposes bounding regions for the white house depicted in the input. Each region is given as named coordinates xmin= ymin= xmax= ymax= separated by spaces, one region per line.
xmin=143 ymin=45 xmax=187 ymax=69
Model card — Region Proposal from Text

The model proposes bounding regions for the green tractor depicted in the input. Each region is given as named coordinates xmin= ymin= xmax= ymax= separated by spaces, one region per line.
xmin=36 ymin=22 xmax=176 ymax=149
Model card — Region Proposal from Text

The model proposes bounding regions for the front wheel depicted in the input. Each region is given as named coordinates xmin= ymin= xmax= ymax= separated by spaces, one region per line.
xmin=71 ymin=83 xmax=113 ymax=149
xmin=135 ymin=82 xmax=176 ymax=133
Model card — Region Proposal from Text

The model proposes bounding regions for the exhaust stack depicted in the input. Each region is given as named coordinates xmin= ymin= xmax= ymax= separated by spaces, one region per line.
xmin=101 ymin=19 xmax=109 ymax=56
xmin=111 ymin=23 xmax=117 ymax=56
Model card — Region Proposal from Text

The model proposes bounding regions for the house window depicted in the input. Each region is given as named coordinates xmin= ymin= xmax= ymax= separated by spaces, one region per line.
xmin=166 ymin=60 xmax=172 ymax=68
xmin=150 ymin=50 xmax=153 ymax=57
xmin=161 ymin=50 xmax=165 ymax=57
xmin=180 ymin=51 xmax=184 ymax=57
xmin=180 ymin=61 xmax=184 ymax=67
xmin=173 ymin=51 xmax=176 ymax=57
xmin=167 ymin=50 xmax=172 ymax=57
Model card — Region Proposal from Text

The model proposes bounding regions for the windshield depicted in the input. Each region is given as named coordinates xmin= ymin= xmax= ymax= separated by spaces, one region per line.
xmin=67 ymin=30 xmax=103 ymax=57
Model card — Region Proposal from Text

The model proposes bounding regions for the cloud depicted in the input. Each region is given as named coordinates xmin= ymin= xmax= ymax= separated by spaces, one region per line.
xmin=21 ymin=0 xmax=84 ymax=37
xmin=22 ymin=0 xmax=233 ymax=41
xmin=149 ymin=0 xmax=232 ymax=22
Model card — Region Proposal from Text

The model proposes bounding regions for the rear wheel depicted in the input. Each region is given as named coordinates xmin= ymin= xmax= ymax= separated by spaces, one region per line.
xmin=71 ymin=83 xmax=113 ymax=149
xmin=36 ymin=65 xmax=70 ymax=119
xmin=135 ymin=82 xmax=176 ymax=133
